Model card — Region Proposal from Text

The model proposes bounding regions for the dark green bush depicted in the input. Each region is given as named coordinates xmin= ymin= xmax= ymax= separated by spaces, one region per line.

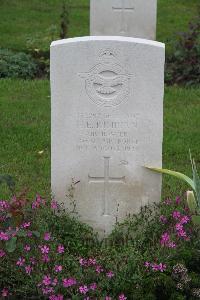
xmin=0 ymin=48 xmax=38 ymax=79
xmin=165 ymin=11 xmax=200 ymax=87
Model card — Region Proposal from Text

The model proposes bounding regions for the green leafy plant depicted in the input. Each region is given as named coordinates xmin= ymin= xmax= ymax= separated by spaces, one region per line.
xmin=165 ymin=9 xmax=200 ymax=86
xmin=146 ymin=154 xmax=200 ymax=225
xmin=0 ymin=48 xmax=38 ymax=79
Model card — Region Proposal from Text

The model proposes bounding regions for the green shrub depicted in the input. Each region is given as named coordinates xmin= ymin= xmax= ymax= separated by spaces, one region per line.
xmin=165 ymin=11 xmax=200 ymax=87
xmin=0 ymin=48 xmax=38 ymax=79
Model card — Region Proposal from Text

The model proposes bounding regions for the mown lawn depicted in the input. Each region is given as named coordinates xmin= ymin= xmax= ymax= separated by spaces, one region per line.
xmin=0 ymin=79 xmax=199 ymax=199
xmin=0 ymin=0 xmax=199 ymax=51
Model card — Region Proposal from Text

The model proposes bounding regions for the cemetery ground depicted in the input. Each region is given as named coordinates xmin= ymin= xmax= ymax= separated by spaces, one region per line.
xmin=0 ymin=0 xmax=200 ymax=299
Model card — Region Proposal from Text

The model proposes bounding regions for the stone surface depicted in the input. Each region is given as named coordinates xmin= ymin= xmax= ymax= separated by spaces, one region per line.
xmin=51 ymin=36 xmax=165 ymax=236
xmin=90 ymin=0 xmax=157 ymax=40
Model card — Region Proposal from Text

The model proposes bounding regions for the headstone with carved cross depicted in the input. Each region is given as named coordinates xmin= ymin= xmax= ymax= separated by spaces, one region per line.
xmin=51 ymin=36 xmax=165 ymax=236
xmin=90 ymin=0 xmax=157 ymax=40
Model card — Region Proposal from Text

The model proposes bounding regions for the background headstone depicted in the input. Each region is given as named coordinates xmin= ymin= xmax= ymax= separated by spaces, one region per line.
xmin=51 ymin=36 xmax=165 ymax=236
xmin=90 ymin=0 xmax=157 ymax=40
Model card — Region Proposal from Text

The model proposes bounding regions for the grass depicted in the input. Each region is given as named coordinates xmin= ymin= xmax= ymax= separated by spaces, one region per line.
xmin=0 ymin=0 xmax=199 ymax=52
xmin=0 ymin=79 xmax=50 ymax=198
xmin=0 ymin=79 xmax=199 ymax=199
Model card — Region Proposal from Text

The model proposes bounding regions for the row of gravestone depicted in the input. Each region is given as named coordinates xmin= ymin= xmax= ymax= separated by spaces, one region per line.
xmin=51 ymin=0 xmax=165 ymax=237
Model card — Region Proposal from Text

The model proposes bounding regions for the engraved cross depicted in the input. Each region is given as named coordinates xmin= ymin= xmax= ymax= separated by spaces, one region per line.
xmin=112 ymin=0 xmax=135 ymax=33
xmin=88 ymin=157 xmax=125 ymax=216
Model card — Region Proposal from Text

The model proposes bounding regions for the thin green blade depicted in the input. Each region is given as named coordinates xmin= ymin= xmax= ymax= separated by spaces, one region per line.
xmin=146 ymin=167 xmax=195 ymax=190
xmin=191 ymin=158 xmax=200 ymax=208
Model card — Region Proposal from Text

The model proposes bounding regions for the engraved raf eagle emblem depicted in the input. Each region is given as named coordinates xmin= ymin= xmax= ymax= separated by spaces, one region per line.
xmin=79 ymin=49 xmax=131 ymax=107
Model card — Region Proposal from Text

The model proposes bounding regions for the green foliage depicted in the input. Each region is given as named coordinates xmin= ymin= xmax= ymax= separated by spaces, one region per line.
xmin=0 ymin=193 xmax=200 ymax=298
xmin=0 ymin=48 xmax=38 ymax=79
xmin=5 ymin=236 xmax=17 ymax=253
xmin=165 ymin=10 xmax=200 ymax=86
xmin=146 ymin=154 xmax=200 ymax=226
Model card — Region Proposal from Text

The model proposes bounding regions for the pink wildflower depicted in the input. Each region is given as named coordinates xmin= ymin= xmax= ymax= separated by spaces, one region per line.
xmin=42 ymin=287 xmax=54 ymax=295
xmin=30 ymin=257 xmax=36 ymax=265
xmin=175 ymin=196 xmax=181 ymax=205
xmin=43 ymin=275 xmax=51 ymax=286
xmin=54 ymin=265 xmax=62 ymax=273
xmin=25 ymin=265 xmax=33 ymax=275
xmin=96 ymin=265 xmax=104 ymax=273
xmin=24 ymin=245 xmax=31 ymax=252
xmin=0 ymin=200 xmax=10 ymax=211
xmin=90 ymin=283 xmax=97 ymax=290
xmin=177 ymin=229 xmax=187 ymax=238
xmin=16 ymin=257 xmax=25 ymax=266
xmin=118 ymin=294 xmax=127 ymax=300
xmin=160 ymin=232 xmax=170 ymax=246
xmin=40 ymin=245 xmax=50 ymax=254
xmin=52 ymin=278 xmax=58 ymax=286
xmin=168 ymin=241 xmax=176 ymax=248
xmin=79 ymin=258 xmax=87 ymax=266
xmin=51 ymin=200 xmax=58 ymax=210
xmin=42 ymin=254 xmax=50 ymax=263
xmin=0 ymin=232 xmax=9 ymax=241
xmin=27 ymin=231 xmax=33 ymax=237
xmin=0 ymin=249 xmax=6 ymax=258
xmin=172 ymin=211 xmax=181 ymax=220
xmin=151 ymin=263 xmax=166 ymax=272
xmin=159 ymin=215 xmax=167 ymax=224
xmin=88 ymin=258 xmax=96 ymax=265
xmin=144 ymin=261 xmax=150 ymax=267
xmin=63 ymin=278 xmax=76 ymax=288
xmin=105 ymin=297 xmax=112 ymax=300
xmin=44 ymin=232 xmax=51 ymax=241
xmin=32 ymin=194 xmax=46 ymax=209
xmin=79 ymin=285 xmax=89 ymax=294
xmin=164 ymin=198 xmax=172 ymax=205
xmin=158 ymin=263 xmax=167 ymax=272
xmin=1 ymin=288 xmax=9 ymax=297
xmin=57 ymin=244 xmax=64 ymax=254
xmin=175 ymin=223 xmax=183 ymax=231
xmin=151 ymin=264 xmax=160 ymax=271
xmin=180 ymin=215 xmax=190 ymax=224
xmin=22 ymin=222 xmax=31 ymax=229
xmin=106 ymin=271 xmax=114 ymax=278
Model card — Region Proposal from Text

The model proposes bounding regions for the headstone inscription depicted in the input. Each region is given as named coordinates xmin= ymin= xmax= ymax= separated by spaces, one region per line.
xmin=51 ymin=36 xmax=165 ymax=236
xmin=90 ymin=0 xmax=157 ymax=40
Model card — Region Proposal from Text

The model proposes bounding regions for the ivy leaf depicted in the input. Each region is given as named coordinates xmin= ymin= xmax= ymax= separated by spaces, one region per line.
xmin=5 ymin=237 xmax=17 ymax=253
xmin=32 ymin=231 xmax=40 ymax=238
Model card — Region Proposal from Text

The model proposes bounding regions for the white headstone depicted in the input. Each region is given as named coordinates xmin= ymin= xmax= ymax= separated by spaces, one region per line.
xmin=90 ymin=0 xmax=157 ymax=40
xmin=51 ymin=36 xmax=165 ymax=236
